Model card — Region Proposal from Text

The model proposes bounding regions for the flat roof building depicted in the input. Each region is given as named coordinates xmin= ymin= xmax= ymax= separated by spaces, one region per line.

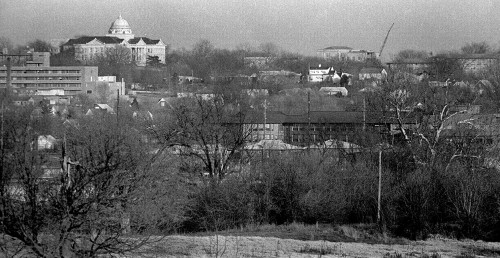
xmin=0 ymin=66 xmax=98 ymax=96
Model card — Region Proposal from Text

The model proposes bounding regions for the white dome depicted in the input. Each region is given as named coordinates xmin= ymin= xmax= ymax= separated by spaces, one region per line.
xmin=108 ymin=14 xmax=132 ymax=34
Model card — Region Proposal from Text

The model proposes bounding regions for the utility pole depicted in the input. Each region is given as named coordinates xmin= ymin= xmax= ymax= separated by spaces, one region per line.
xmin=263 ymin=99 xmax=268 ymax=140
xmin=6 ymin=57 xmax=11 ymax=100
xmin=0 ymin=102 xmax=4 ymax=196
xmin=377 ymin=148 xmax=382 ymax=225
xmin=363 ymin=97 xmax=366 ymax=132
xmin=62 ymin=135 xmax=79 ymax=189
xmin=307 ymin=91 xmax=311 ymax=147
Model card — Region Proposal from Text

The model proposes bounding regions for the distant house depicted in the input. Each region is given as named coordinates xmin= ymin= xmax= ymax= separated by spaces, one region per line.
xmin=308 ymin=65 xmax=334 ymax=82
xmin=319 ymin=87 xmax=348 ymax=97
xmin=12 ymin=96 xmax=35 ymax=106
xmin=38 ymin=135 xmax=58 ymax=150
xmin=158 ymin=98 xmax=173 ymax=108
xmin=449 ymin=79 xmax=493 ymax=94
xmin=309 ymin=66 xmax=352 ymax=86
xmin=86 ymin=103 xmax=115 ymax=115
xmin=359 ymin=68 xmax=387 ymax=81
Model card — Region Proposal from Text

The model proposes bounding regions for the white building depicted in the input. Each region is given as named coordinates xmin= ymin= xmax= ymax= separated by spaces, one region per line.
xmin=317 ymin=46 xmax=378 ymax=61
xmin=309 ymin=65 xmax=333 ymax=82
xmin=62 ymin=15 xmax=166 ymax=66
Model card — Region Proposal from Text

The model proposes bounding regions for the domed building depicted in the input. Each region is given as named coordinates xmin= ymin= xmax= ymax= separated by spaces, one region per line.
xmin=62 ymin=15 xmax=166 ymax=66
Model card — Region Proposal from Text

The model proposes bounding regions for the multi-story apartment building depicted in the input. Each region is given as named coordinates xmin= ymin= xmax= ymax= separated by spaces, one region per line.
xmin=62 ymin=15 xmax=166 ymax=66
xmin=0 ymin=65 xmax=98 ymax=96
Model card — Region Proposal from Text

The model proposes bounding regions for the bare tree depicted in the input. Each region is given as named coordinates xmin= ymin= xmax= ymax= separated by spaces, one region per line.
xmin=92 ymin=45 xmax=133 ymax=82
xmin=461 ymin=42 xmax=491 ymax=54
xmin=0 ymin=37 xmax=14 ymax=53
xmin=0 ymin=106 xmax=151 ymax=257
xmin=95 ymin=45 xmax=132 ymax=66
xmin=258 ymin=42 xmax=281 ymax=57
xmin=152 ymin=95 xmax=250 ymax=182
xmin=27 ymin=39 xmax=53 ymax=52
xmin=393 ymin=49 xmax=430 ymax=62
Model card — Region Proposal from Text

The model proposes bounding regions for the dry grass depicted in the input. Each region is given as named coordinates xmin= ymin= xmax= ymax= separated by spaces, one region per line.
xmin=193 ymin=223 xmax=404 ymax=245
xmin=125 ymin=234 xmax=500 ymax=257
xmin=121 ymin=224 xmax=500 ymax=257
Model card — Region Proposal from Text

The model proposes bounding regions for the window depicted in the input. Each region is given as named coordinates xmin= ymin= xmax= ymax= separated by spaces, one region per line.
xmin=87 ymin=90 xmax=92 ymax=94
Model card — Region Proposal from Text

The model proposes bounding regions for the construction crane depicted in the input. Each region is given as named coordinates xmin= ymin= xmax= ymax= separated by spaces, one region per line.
xmin=379 ymin=23 xmax=395 ymax=58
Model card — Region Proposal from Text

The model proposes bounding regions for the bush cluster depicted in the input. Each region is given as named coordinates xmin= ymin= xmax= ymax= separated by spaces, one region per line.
xmin=167 ymin=149 xmax=500 ymax=241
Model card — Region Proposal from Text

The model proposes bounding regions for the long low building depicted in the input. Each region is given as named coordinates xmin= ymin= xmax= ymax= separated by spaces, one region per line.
xmin=0 ymin=66 xmax=98 ymax=96
xmin=236 ymin=110 xmax=421 ymax=146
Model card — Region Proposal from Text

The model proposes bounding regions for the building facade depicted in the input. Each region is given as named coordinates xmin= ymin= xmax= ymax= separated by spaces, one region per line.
xmin=239 ymin=111 xmax=419 ymax=147
xmin=452 ymin=54 xmax=499 ymax=74
xmin=62 ymin=15 xmax=166 ymax=66
xmin=358 ymin=68 xmax=387 ymax=81
xmin=317 ymin=46 xmax=379 ymax=61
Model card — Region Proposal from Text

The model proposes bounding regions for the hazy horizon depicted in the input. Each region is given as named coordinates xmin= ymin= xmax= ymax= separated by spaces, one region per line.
xmin=1 ymin=0 xmax=500 ymax=61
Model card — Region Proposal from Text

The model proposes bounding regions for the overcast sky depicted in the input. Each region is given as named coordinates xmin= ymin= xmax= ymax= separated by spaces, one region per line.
xmin=1 ymin=0 xmax=500 ymax=60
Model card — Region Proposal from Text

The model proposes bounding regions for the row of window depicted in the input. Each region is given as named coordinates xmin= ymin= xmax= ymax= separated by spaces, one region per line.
xmin=251 ymin=134 xmax=279 ymax=141
xmin=76 ymin=47 xmax=105 ymax=54
xmin=0 ymin=83 xmax=80 ymax=88
xmin=247 ymin=124 xmax=375 ymax=133
xmin=1 ymin=70 xmax=81 ymax=74
xmin=2 ymin=77 xmax=81 ymax=81
xmin=5 ymin=83 xmax=81 ymax=88
xmin=290 ymin=124 xmax=357 ymax=132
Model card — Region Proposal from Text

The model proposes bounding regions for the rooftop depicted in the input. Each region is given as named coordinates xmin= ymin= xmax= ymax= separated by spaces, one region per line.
xmin=64 ymin=36 xmax=125 ymax=45
xmin=360 ymin=67 xmax=383 ymax=73
xmin=320 ymin=46 xmax=353 ymax=50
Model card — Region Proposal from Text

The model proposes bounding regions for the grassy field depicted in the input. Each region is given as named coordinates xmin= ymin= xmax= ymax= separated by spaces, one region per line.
xmin=127 ymin=224 xmax=500 ymax=258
